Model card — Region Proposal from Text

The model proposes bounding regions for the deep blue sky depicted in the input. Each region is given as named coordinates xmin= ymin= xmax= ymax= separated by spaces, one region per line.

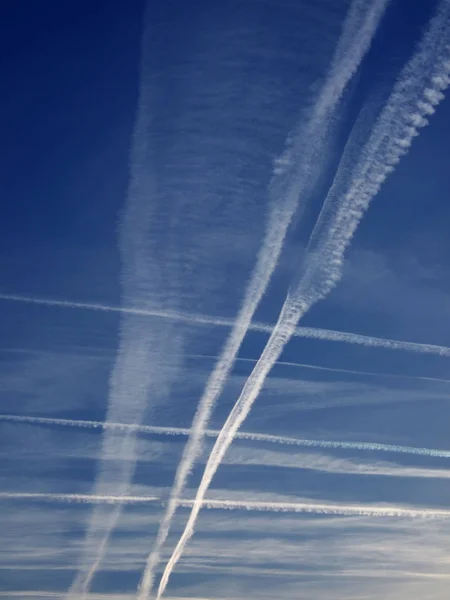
xmin=1 ymin=1 xmax=143 ymax=300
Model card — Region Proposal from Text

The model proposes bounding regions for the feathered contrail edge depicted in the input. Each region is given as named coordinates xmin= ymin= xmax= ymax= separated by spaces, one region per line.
xmin=1 ymin=492 xmax=449 ymax=520
xmin=2 ymin=413 xmax=450 ymax=460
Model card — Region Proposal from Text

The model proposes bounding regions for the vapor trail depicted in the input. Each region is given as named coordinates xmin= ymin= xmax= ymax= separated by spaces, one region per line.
xmin=2 ymin=413 xmax=450 ymax=459
xmin=138 ymin=2 xmax=391 ymax=596
xmin=0 ymin=292 xmax=230 ymax=327
xmin=156 ymin=3 xmax=450 ymax=597
xmin=1 ymin=492 xmax=449 ymax=519
xmin=2 ymin=344 xmax=450 ymax=383
xmin=66 ymin=8 xmax=184 ymax=597
xmin=0 ymin=492 xmax=160 ymax=504
xmin=2 ymin=291 xmax=450 ymax=356
xmin=198 ymin=499 xmax=450 ymax=519
xmin=196 ymin=354 xmax=450 ymax=384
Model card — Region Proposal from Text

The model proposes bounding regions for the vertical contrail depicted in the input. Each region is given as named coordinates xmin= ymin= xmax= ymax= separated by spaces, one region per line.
xmin=154 ymin=2 xmax=450 ymax=598
xmin=67 ymin=7 xmax=183 ymax=598
xmin=137 ymin=0 xmax=391 ymax=597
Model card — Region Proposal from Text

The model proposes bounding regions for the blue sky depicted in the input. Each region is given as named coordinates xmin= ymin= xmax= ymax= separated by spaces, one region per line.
xmin=1 ymin=0 xmax=450 ymax=599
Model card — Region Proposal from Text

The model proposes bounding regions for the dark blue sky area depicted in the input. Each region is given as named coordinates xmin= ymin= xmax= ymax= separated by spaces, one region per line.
xmin=1 ymin=0 xmax=448 ymax=303
xmin=0 ymin=1 xmax=144 ymax=302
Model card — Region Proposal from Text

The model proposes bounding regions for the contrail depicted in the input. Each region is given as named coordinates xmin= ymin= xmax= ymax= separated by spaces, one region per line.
xmin=2 ymin=413 xmax=450 ymax=460
xmin=198 ymin=499 xmax=450 ymax=519
xmin=2 ymin=344 xmax=450 ymax=383
xmin=0 ymin=291 xmax=231 ymax=327
xmin=0 ymin=492 xmax=160 ymax=505
xmin=1 ymin=291 xmax=449 ymax=360
xmin=292 ymin=326 xmax=450 ymax=356
xmin=155 ymin=3 xmax=450 ymax=598
xmin=2 ymin=291 xmax=450 ymax=357
xmin=196 ymin=354 xmax=450 ymax=385
xmin=66 ymin=8 xmax=184 ymax=599
xmin=1 ymin=492 xmax=449 ymax=519
xmin=138 ymin=2 xmax=391 ymax=596
xmin=299 ymin=15 xmax=450 ymax=296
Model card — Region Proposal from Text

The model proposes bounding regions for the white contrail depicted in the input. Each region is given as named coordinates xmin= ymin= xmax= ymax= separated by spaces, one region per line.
xmin=1 ymin=492 xmax=449 ymax=520
xmin=0 ymin=492 xmax=160 ymax=505
xmin=155 ymin=4 xmax=450 ymax=598
xmin=199 ymin=499 xmax=450 ymax=519
xmin=138 ymin=2 xmax=391 ymax=596
xmin=65 ymin=9 xmax=184 ymax=599
xmin=291 ymin=326 xmax=450 ymax=356
xmin=197 ymin=354 xmax=450 ymax=384
xmin=2 ymin=291 xmax=450 ymax=357
xmin=2 ymin=343 xmax=450 ymax=382
xmin=299 ymin=10 xmax=450 ymax=299
xmin=2 ymin=413 xmax=450 ymax=460
xmin=0 ymin=291 xmax=230 ymax=327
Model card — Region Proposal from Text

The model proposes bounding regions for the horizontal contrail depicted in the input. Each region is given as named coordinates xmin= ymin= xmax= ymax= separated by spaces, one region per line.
xmin=1 ymin=491 xmax=448 ymax=519
xmin=2 ymin=413 xmax=450 ymax=460
xmin=3 ymin=345 xmax=450 ymax=385
xmin=196 ymin=354 xmax=450 ymax=385
xmin=1 ymin=292 xmax=449 ymax=357
xmin=0 ymin=492 xmax=159 ymax=504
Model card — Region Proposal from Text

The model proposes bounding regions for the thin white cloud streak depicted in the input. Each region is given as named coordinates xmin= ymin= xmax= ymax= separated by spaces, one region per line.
xmin=2 ymin=492 xmax=449 ymax=520
xmin=196 ymin=500 xmax=450 ymax=520
xmin=293 ymin=326 xmax=450 ymax=356
xmin=2 ymin=293 xmax=450 ymax=357
xmin=140 ymin=2 xmax=391 ymax=596
xmin=196 ymin=354 xmax=450 ymax=385
xmin=156 ymin=4 xmax=450 ymax=597
xmin=2 ymin=413 xmax=450 ymax=460
xmin=2 ymin=346 xmax=450 ymax=385
xmin=0 ymin=492 xmax=159 ymax=504
xmin=227 ymin=447 xmax=450 ymax=480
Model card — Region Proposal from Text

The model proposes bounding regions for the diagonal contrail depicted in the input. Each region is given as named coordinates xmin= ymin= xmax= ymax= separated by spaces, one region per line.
xmin=155 ymin=2 xmax=450 ymax=598
xmin=137 ymin=2 xmax=392 ymax=598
